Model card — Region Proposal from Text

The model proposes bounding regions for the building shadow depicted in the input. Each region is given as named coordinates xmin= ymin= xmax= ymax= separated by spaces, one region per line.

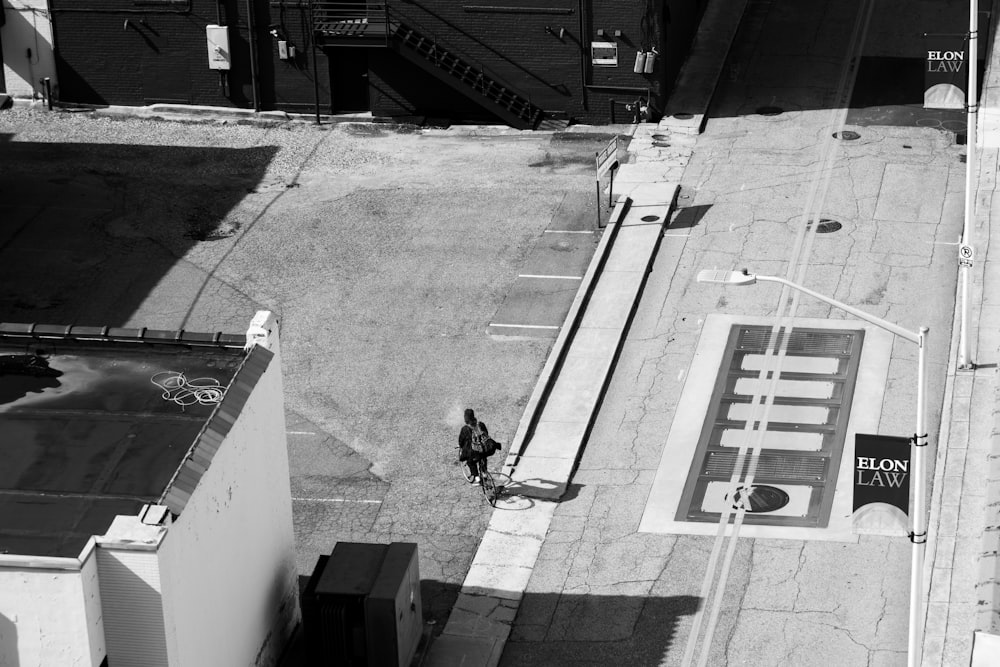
xmin=281 ymin=577 xmax=700 ymax=667
xmin=0 ymin=612 xmax=19 ymax=667
xmin=0 ymin=137 xmax=277 ymax=327
xmin=701 ymin=1 xmax=991 ymax=133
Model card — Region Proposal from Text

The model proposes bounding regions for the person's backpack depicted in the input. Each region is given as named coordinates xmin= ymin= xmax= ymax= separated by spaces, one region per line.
xmin=470 ymin=424 xmax=488 ymax=454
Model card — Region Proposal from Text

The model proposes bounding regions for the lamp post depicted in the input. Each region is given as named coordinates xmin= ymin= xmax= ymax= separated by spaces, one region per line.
xmin=696 ymin=269 xmax=930 ymax=667
xmin=959 ymin=0 xmax=979 ymax=369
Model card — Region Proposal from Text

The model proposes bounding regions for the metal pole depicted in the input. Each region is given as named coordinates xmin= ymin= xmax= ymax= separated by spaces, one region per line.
xmin=959 ymin=0 xmax=978 ymax=369
xmin=709 ymin=272 xmax=930 ymax=667
xmin=908 ymin=327 xmax=930 ymax=667
xmin=310 ymin=0 xmax=320 ymax=125
xmin=246 ymin=0 xmax=261 ymax=112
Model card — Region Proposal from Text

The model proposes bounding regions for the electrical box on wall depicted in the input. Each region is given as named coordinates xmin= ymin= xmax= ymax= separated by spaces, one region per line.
xmin=591 ymin=41 xmax=618 ymax=67
xmin=206 ymin=25 xmax=231 ymax=70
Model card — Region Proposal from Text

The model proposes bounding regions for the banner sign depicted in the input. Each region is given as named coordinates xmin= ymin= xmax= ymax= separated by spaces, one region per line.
xmin=924 ymin=38 xmax=967 ymax=109
xmin=853 ymin=434 xmax=911 ymax=515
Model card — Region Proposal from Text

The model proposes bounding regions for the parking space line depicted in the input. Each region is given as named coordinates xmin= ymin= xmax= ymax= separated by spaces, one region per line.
xmin=489 ymin=323 xmax=560 ymax=330
xmin=292 ymin=497 xmax=383 ymax=504
xmin=517 ymin=274 xmax=583 ymax=280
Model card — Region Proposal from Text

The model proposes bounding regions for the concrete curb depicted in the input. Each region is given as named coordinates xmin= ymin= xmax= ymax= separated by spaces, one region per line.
xmin=661 ymin=0 xmax=751 ymax=134
xmin=501 ymin=202 xmax=624 ymax=478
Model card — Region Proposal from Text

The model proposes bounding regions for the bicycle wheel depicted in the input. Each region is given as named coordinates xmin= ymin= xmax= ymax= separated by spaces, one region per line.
xmin=479 ymin=466 xmax=498 ymax=507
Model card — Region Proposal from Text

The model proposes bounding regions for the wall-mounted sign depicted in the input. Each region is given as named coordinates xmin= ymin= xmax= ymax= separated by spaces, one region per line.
xmin=591 ymin=41 xmax=618 ymax=67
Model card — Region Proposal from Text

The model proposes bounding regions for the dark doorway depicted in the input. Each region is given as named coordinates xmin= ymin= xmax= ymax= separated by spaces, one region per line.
xmin=327 ymin=48 xmax=370 ymax=112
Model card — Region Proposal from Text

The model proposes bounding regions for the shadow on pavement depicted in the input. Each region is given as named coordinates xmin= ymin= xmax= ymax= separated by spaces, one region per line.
xmin=703 ymin=1 xmax=990 ymax=132
xmin=669 ymin=204 xmax=711 ymax=230
xmin=280 ymin=576 xmax=700 ymax=667
xmin=0 ymin=135 xmax=278 ymax=327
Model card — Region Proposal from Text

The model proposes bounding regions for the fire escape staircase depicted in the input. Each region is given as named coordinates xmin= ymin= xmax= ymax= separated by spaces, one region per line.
xmin=311 ymin=2 xmax=547 ymax=129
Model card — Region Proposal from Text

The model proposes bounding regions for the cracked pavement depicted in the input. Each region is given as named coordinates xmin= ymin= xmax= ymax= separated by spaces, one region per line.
xmin=500 ymin=1 xmax=964 ymax=665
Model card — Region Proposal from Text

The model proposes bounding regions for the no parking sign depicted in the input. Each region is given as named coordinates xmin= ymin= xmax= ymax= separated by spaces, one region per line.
xmin=960 ymin=243 xmax=974 ymax=267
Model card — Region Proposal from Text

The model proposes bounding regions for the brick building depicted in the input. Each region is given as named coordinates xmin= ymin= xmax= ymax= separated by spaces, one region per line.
xmin=29 ymin=0 xmax=707 ymax=126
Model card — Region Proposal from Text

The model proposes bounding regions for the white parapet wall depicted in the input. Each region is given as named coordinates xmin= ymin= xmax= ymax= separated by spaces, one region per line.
xmin=0 ymin=543 xmax=106 ymax=667
xmin=157 ymin=313 xmax=298 ymax=667
xmin=1 ymin=0 xmax=57 ymax=99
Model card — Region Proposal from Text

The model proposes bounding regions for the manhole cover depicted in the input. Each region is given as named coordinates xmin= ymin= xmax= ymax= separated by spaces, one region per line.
xmin=729 ymin=485 xmax=790 ymax=512
xmin=833 ymin=130 xmax=860 ymax=141
xmin=651 ymin=134 xmax=669 ymax=141
xmin=756 ymin=106 xmax=783 ymax=116
xmin=809 ymin=218 xmax=842 ymax=233
xmin=673 ymin=112 xmax=694 ymax=120
xmin=641 ymin=215 xmax=660 ymax=222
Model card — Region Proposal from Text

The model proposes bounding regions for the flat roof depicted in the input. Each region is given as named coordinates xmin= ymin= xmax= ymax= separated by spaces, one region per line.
xmin=0 ymin=326 xmax=247 ymax=558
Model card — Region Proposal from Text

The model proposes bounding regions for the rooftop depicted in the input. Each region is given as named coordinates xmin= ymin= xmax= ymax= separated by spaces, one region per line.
xmin=0 ymin=324 xmax=249 ymax=559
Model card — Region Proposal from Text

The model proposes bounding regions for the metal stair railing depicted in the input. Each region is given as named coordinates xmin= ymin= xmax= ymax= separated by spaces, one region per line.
xmin=384 ymin=5 xmax=542 ymax=127
xmin=311 ymin=1 xmax=390 ymax=44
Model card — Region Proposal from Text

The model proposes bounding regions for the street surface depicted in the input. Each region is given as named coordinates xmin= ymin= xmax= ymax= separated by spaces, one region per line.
xmin=501 ymin=0 xmax=966 ymax=665
xmin=0 ymin=110 xmax=622 ymax=640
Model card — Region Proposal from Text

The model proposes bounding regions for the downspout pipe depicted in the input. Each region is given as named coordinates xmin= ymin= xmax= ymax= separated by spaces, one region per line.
xmin=246 ymin=0 xmax=261 ymax=111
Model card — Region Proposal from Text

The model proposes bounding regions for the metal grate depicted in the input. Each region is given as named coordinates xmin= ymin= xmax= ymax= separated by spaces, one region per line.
xmin=702 ymin=451 xmax=827 ymax=482
xmin=736 ymin=327 xmax=856 ymax=355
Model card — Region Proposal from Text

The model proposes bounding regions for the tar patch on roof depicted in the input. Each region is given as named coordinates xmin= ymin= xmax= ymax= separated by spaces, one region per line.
xmin=0 ymin=325 xmax=259 ymax=558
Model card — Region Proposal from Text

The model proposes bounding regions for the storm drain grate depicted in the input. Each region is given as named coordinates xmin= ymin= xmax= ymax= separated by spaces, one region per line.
xmin=676 ymin=324 xmax=864 ymax=527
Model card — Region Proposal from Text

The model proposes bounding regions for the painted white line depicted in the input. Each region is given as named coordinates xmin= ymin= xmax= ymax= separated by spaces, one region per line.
xmin=543 ymin=229 xmax=593 ymax=234
xmin=292 ymin=497 xmax=383 ymax=504
xmin=489 ymin=323 xmax=560 ymax=330
xmin=517 ymin=274 xmax=583 ymax=280
xmin=286 ymin=431 xmax=316 ymax=435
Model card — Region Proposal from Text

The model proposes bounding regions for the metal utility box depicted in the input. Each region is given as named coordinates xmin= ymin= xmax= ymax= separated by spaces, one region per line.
xmin=302 ymin=542 xmax=422 ymax=666
xmin=206 ymin=25 xmax=231 ymax=70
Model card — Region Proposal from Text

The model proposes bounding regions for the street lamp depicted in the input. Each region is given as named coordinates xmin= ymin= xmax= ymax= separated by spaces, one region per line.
xmin=696 ymin=269 xmax=930 ymax=667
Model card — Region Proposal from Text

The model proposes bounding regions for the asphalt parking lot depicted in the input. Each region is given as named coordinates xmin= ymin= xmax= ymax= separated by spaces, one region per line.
xmin=0 ymin=107 xmax=629 ymax=647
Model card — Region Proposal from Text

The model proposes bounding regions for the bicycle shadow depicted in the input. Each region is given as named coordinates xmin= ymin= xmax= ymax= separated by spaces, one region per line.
xmin=494 ymin=477 xmax=584 ymax=509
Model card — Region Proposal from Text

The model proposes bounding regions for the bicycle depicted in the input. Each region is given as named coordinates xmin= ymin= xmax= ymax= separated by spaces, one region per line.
xmin=458 ymin=448 xmax=499 ymax=506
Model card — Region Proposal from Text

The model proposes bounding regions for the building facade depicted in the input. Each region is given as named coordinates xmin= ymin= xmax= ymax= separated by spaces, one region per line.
xmin=2 ymin=0 xmax=708 ymax=125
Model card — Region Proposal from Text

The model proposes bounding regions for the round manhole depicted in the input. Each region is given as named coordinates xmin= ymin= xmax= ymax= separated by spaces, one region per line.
xmin=809 ymin=218 xmax=842 ymax=233
xmin=729 ymin=485 xmax=790 ymax=512
xmin=641 ymin=215 xmax=660 ymax=222
xmin=756 ymin=106 xmax=783 ymax=116
xmin=833 ymin=130 xmax=860 ymax=141
xmin=673 ymin=112 xmax=694 ymax=120
xmin=651 ymin=134 xmax=669 ymax=141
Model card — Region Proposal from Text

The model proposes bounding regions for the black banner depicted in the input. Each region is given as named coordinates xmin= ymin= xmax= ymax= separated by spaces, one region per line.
xmin=853 ymin=434 xmax=911 ymax=515
xmin=924 ymin=37 xmax=967 ymax=109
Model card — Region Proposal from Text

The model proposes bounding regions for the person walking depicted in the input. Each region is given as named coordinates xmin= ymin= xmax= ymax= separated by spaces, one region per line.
xmin=459 ymin=408 xmax=490 ymax=483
